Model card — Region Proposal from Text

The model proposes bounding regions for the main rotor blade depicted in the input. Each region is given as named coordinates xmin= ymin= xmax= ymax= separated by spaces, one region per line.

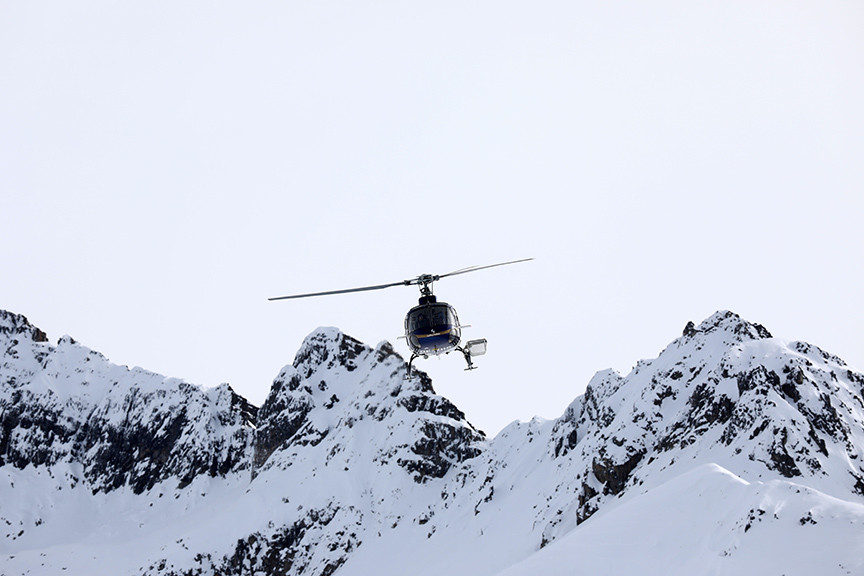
xmin=437 ymin=257 xmax=534 ymax=280
xmin=269 ymin=258 xmax=532 ymax=301
xmin=268 ymin=279 xmax=409 ymax=301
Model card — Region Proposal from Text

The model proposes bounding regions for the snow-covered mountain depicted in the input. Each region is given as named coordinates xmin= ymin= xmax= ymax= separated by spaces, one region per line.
xmin=2 ymin=308 xmax=863 ymax=575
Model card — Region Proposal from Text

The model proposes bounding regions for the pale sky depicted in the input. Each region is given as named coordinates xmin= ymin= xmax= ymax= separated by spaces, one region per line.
xmin=2 ymin=0 xmax=862 ymax=435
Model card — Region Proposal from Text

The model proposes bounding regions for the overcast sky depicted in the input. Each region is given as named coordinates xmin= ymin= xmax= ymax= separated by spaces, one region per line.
xmin=2 ymin=0 xmax=862 ymax=435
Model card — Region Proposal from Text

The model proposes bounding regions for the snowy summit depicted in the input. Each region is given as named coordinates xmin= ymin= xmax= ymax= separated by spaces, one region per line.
xmin=2 ymin=309 xmax=863 ymax=575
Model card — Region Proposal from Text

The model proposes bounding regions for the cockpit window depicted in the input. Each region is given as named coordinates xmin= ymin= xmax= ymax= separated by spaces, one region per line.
xmin=431 ymin=307 xmax=447 ymax=327
xmin=410 ymin=312 xmax=430 ymax=331
xmin=408 ymin=304 xmax=455 ymax=332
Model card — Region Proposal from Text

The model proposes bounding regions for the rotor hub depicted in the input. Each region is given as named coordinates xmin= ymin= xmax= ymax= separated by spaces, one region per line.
xmin=416 ymin=274 xmax=438 ymax=297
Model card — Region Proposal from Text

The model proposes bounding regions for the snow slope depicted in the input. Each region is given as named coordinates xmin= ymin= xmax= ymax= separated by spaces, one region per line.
xmin=2 ymin=309 xmax=863 ymax=575
xmin=496 ymin=463 xmax=864 ymax=576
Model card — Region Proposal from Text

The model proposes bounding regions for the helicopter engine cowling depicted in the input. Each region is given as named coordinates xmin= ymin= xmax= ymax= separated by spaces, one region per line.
xmin=404 ymin=297 xmax=461 ymax=356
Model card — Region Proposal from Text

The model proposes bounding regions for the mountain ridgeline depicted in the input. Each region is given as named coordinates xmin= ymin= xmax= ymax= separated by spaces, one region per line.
xmin=2 ymin=309 xmax=863 ymax=576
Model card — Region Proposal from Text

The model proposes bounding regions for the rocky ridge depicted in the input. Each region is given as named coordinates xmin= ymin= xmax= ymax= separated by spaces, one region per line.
xmin=1 ymin=309 xmax=863 ymax=576
xmin=0 ymin=310 xmax=256 ymax=494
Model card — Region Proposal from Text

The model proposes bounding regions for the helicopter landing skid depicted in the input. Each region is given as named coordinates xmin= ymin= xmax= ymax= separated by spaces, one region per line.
xmin=406 ymin=338 xmax=487 ymax=378
xmin=457 ymin=346 xmax=477 ymax=371
xmin=406 ymin=353 xmax=419 ymax=379
xmin=405 ymin=350 xmax=475 ymax=378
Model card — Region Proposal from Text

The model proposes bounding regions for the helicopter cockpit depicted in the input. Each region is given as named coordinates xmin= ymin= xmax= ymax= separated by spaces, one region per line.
xmin=405 ymin=297 xmax=461 ymax=356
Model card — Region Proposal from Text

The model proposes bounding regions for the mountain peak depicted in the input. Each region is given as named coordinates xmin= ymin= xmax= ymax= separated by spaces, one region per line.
xmin=690 ymin=309 xmax=773 ymax=341
xmin=541 ymin=310 xmax=864 ymax=530
xmin=253 ymin=327 xmax=483 ymax=480
xmin=292 ymin=327 xmax=362 ymax=373
xmin=0 ymin=310 xmax=47 ymax=343
xmin=3 ymin=309 xmax=863 ymax=576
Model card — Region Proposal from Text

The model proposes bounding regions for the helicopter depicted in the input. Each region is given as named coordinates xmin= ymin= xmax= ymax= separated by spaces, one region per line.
xmin=269 ymin=258 xmax=533 ymax=375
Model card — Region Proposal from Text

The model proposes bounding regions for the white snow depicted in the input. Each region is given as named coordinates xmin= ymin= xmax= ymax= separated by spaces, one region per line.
xmin=495 ymin=464 xmax=864 ymax=576
xmin=2 ymin=310 xmax=864 ymax=575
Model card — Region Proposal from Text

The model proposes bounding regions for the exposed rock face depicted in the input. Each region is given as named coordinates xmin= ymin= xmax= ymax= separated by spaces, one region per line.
xmin=533 ymin=310 xmax=864 ymax=539
xmin=136 ymin=328 xmax=486 ymax=576
xmin=1 ymin=314 xmax=487 ymax=575
xmin=0 ymin=311 xmax=256 ymax=494
xmin=252 ymin=328 xmax=484 ymax=481
xmin=2 ymin=309 xmax=863 ymax=576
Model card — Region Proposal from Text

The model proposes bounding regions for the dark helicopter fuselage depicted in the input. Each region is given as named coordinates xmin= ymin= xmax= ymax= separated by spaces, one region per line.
xmin=404 ymin=295 xmax=461 ymax=357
